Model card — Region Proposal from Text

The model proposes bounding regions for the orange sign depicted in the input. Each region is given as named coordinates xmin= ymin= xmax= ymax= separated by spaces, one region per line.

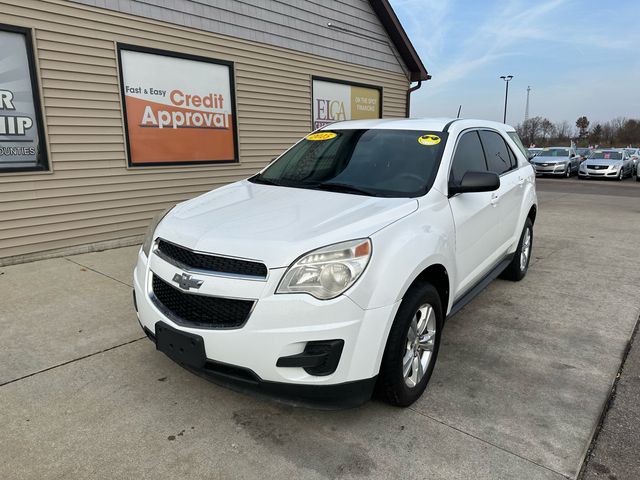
xmin=119 ymin=47 xmax=237 ymax=166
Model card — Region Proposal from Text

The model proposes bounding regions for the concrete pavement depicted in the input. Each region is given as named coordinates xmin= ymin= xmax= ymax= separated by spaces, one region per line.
xmin=1 ymin=183 xmax=639 ymax=479
xmin=582 ymin=321 xmax=640 ymax=480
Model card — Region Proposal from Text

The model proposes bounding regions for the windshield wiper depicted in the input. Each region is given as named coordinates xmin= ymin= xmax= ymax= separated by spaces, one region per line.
xmin=316 ymin=182 xmax=380 ymax=197
xmin=249 ymin=174 xmax=282 ymax=186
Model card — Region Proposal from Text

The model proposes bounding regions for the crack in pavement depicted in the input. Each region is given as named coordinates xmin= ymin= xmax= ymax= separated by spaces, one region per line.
xmin=0 ymin=337 xmax=146 ymax=388
xmin=65 ymin=256 xmax=133 ymax=288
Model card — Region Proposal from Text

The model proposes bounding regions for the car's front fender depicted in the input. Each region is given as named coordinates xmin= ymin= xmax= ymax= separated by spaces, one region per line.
xmin=346 ymin=191 xmax=456 ymax=313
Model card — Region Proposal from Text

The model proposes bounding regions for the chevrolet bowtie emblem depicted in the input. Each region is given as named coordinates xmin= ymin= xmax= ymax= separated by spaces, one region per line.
xmin=172 ymin=273 xmax=204 ymax=291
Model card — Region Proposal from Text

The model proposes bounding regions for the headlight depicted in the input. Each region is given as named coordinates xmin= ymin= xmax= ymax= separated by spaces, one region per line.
xmin=141 ymin=206 xmax=174 ymax=257
xmin=276 ymin=239 xmax=372 ymax=300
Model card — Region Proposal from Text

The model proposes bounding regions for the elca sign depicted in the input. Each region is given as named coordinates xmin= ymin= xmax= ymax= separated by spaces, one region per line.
xmin=0 ymin=90 xmax=34 ymax=135
xmin=315 ymin=98 xmax=347 ymax=124
xmin=312 ymin=79 xmax=381 ymax=130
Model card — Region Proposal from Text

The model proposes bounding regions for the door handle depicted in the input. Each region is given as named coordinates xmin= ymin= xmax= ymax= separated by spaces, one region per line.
xmin=518 ymin=176 xmax=525 ymax=185
xmin=490 ymin=193 xmax=499 ymax=206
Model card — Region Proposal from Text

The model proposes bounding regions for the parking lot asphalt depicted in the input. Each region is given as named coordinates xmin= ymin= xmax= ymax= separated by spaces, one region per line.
xmin=534 ymin=176 xmax=640 ymax=197
xmin=2 ymin=182 xmax=639 ymax=480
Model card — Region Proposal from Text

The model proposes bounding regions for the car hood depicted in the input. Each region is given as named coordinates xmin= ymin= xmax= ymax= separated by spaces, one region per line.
xmin=154 ymin=180 xmax=418 ymax=268
xmin=585 ymin=159 xmax=622 ymax=166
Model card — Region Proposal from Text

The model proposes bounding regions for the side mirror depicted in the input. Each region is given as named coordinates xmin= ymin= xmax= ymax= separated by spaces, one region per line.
xmin=570 ymin=153 xmax=575 ymax=158
xmin=449 ymin=171 xmax=500 ymax=196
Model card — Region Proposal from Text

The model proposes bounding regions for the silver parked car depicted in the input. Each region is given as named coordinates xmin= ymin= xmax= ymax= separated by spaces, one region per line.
xmin=527 ymin=147 xmax=543 ymax=160
xmin=576 ymin=147 xmax=592 ymax=162
xmin=625 ymin=148 xmax=639 ymax=175
xmin=579 ymin=149 xmax=633 ymax=180
xmin=530 ymin=147 xmax=580 ymax=177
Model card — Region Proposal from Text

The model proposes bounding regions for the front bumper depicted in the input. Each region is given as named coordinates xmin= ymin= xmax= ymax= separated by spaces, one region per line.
xmin=579 ymin=168 xmax=619 ymax=177
xmin=532 ymin=163 xmax=568 ymax=175
xmin=138 ymin=323 xmax=376 ymax=408
xmin=133 ymin=248 xmax=398 ymax=405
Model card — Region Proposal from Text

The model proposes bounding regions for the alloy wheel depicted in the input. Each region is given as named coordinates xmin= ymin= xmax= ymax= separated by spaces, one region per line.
xmin=520 ymin=227 xmax=531 ymax=271
xmin=403 ymin=303 xmax=436 ymax=388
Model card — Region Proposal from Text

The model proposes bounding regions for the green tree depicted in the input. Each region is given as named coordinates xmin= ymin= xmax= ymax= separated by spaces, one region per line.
xmin=576 ymin=116 xmax=590 ymax=138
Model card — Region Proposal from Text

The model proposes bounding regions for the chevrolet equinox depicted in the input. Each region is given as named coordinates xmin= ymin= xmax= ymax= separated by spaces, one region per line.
xmin=133 ymin=118 xmax=538 ymax=408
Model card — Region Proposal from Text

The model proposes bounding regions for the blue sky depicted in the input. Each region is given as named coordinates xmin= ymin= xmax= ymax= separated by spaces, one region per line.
xmin=391 ymin=0 xmax=640 ymax=126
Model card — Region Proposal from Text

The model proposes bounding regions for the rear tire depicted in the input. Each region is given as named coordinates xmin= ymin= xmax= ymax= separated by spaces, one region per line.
xmin=500 ymin=218 xmax=533 ymax=281
xmin=377 ymin=281 xmax=443 ymax=407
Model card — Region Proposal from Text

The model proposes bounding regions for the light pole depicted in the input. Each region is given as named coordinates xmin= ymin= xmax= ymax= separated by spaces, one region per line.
xmin=500 ymin=75 xmax=513 ymax=123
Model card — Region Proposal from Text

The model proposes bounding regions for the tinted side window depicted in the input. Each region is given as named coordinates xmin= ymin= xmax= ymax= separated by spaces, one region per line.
xmin=450 ymin=131 xmax=487 ymax=184
xmin=479 ymin=130 xmax=512 ymax=175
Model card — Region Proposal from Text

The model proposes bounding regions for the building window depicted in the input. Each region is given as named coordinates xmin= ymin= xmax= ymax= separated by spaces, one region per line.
xmin=0 ymin=24 xmax=48 ymax=173
xmin=312 ymin=77 xmax=382 ymax=130
xmin=117 ymin=44 xmax=238 ymax=167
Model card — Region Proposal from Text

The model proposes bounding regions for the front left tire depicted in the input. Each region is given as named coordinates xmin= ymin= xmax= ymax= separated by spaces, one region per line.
xmin=377 ymin=281 xmax=443 ymax=407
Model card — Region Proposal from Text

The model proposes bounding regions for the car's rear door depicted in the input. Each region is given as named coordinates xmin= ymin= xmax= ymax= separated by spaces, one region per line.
xmin=478 ymin=130 xmax=523 ymax=252
xmin=448 ymin=130 xmax=503 ymax=297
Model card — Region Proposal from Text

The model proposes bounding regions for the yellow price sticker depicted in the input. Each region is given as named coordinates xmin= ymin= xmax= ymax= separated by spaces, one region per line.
xmin=418 ymin=134 xmax=441 ymax=146
xmin=306 ymin=132 xmax=338 ymax=141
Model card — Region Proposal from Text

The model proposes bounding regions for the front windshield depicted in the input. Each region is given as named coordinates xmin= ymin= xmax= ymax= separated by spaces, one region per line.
xmin=539 ymin=148 xmax=569 ymax=157
xmin=250 ymin=129 xmax=448 ymax=197
xmin=590 ymin=150 xmax=623 ymax=160
xmin=577 ymin=148 xmax=590 ymax=155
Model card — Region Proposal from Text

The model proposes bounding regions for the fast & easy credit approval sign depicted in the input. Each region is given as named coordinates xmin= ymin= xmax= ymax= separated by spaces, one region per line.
xmin=119 ymin=46 xmax=237 ymax=166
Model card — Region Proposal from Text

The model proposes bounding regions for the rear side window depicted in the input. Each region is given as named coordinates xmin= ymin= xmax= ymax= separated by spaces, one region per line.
xmin=450 ymin=131 xmax=487 ymax=184
xmin=479 ymin=130 xmax=513 ymax=175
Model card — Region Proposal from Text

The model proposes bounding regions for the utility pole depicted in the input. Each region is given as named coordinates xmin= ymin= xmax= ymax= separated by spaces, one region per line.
xmin=524 ymin=86 xmax=531 ymax=122
xmin=499 ymin=75 xmax=513 ymax=124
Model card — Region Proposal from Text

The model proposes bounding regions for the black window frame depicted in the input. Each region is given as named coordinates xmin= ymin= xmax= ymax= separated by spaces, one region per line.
xmin=0 ymin=23 xmax=49 ymax=173
xmin=117 ymin=43 xmax=239 ymax=167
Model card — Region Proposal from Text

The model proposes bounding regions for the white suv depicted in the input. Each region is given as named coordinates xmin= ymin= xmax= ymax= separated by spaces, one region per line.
xmin=133 ymin=118 xmax=537 ymax=408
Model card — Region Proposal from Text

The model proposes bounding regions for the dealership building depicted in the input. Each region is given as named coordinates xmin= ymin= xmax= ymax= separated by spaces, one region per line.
xmin=0 ymin=0 xmax=429 ymax=264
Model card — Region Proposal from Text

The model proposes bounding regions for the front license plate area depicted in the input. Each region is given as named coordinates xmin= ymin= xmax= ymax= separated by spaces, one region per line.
xmin=155 ymin=321 xmax=206 ymax=368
